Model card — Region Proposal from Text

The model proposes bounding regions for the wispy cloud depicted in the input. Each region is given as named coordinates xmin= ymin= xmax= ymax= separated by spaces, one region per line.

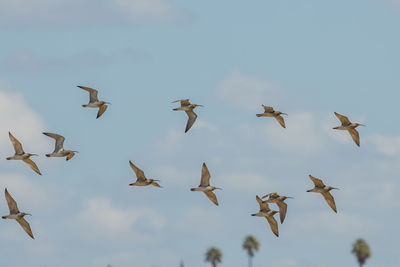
xmin=0 ymin=0 xmax=190 ymax=29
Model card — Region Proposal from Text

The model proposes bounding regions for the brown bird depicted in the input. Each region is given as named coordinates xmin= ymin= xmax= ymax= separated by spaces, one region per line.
xmin=128 ymin=161 xmax=162 ymax=188
xmin=2 ymin=188 xmax=34 ymax=239
xmin=307 ymin=175 xmax=339 ymax=213
xmin=190 ymin=163 xmax=221 ymax=206
xmin=262 ymin=192 xmax=293 ymax=224
xmin=172 ymin=99 xmax=203 ymax=133
xmin=43 ymin=132 xmax=78 ymax=161
xmin=78 ymin=86 xmax=110 ymax=119
xmin=6 ymin=132 xmax=41 ymax=175
xmin=251 ymin=195 xmax=279 ymax=237
xmin=256 ymin=105 xmax=287 ymax=128
xmin=333 ymin=112 xmax=365 ymax=147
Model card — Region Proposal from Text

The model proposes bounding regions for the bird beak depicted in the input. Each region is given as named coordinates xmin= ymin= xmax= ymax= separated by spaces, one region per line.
xmin=215 ymin=187 xmax=222 ymax=190
xmin=31 ymin=154 xmax=38 ymax=157
xmin=197 ymin=105 xmax=204 ymax=107
xmin=333 ymin=187 xmax=340 ymax=190
xmin=72 ymin=151 xmax=79 ymax=153
xmin=281 ymin=113 xmax=288 ymax=116
xmin=287 ymin=197 xmax=294 ymax=199
xmin=105 ymin=102 xmax=112 ymax=105
xmin=359 ymin=124 xmax=365 ymax=127
xmin=26 ymin=213 xmax=32 ymax=216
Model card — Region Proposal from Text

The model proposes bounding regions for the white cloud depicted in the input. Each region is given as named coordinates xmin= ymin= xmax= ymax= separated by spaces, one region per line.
xmin=0 ymin=84 xmax=47 ymax=155
xmin=75 ymin=198 xmax=165 ymax=241
xmin=373 ymin=135 xmax=400 ymax=156
xmin=215 ymin=71 xmax=283 ymax=111
xmin=0 ymin=0 xmax=187 ymax=28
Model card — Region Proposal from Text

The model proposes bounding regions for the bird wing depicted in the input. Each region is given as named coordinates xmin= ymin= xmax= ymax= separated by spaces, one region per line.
xmin=66 ymin=151 xmax=75 ymax=161
xmin=43 ymin=132 xmax=65 ymax=152
xmin=78 ymin=86 xmax=99 ymax=103
xmin=256 ymin=195 xmax=270 ymax=211
xmin=276 ymin=201 xmax=288 ymax=224
xmin=274 ymin=115 xmax=286 ymax=128
xmin=204 ymin=191 xmax=218 ymax=206
xmin=96 ymin=104 xmax=108 ymax=119
xmin=8 ymin=132 xmax=24 ymax=154
xmin=172 ymin=99 xmax=190 ymax=106
xmin=348 ymin=128 xmax=360 ymax=147
xmin=129 ymin=161 xmax=146 ymax=181
xmin=184 ymin=110 xmax=197 ymax=133
xmin=16 ymin=218 xmax=34 ymax=239
xmin=322 ymin=191 xmax=337 ymax=213
xmin=262 ymin=105 xmax=274 ymax=113
xmin=309 ymin=175 xmax=325 ymax=187
xmin=5 ymin=189 xmax=19 ymax=214
xmin=200 ymin=163 xmax=211 ymax=187
xmin=23 ymin=158 xmax=42 ymax=175
xmin=266 ymin=215 xmax=279 ymax=237
xmin=334 ymin=112 xmax=351 ymax=125
xmin=262 ymin=192 xmax=279 ymax=199
xmin=151 ymin=181 xmax=162 ymax=188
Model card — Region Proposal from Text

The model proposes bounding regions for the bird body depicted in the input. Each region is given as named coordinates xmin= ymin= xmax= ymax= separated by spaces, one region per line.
xmin=2 ymin=188 xmax=34 ymax=239
xmin=333 ymin=112 xmax=364 ymax=146
xmin=252 ymin=195 xmax=279 ymax=237
xmin=307 ymin=175 xmax=338 ymax=213
xmin=6 ymin=132 xmax=41 ymax=175
xmin=172 ymin=99 xmax=203 ymax=132
xmin=128 ymin=161 xmax=161 ymax=188
xmin=43 ymin=132 xmax=77 ymax=161
xmin=256 ymin=105 xmax=287 ymax=128
xmin=190 ymin=163 xmax=221 ymax=206
xmin=78 ymin=86 xmax=110 ymax=119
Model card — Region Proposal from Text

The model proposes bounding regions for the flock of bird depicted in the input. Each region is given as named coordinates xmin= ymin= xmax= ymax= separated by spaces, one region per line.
xmin=1 ymin=85 xmax=365 ymax=239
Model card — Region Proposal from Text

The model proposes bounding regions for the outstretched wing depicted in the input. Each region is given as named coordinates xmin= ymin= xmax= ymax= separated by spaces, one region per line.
xmin=322 ymin=192 xmax=337 ymax=213
xmin=23 ymin=158 xmax=41 ymax=175
xmin=204 ymin=191 xmax=218 ymax=206
xmin=78 ymin=86 xmax=99 ymax=103
xmin=5 ymin=188 xmax=19 ymax=214
xmin=200 ymin=163 xmax=211 ymax=187
xmin=8 ymin=132 xmax=24 ymax=154
xmin=43 ymin=132 xmax=65 ymax=152
xmin=276 ymin=201 xmax=288 ymax=224
xmin=262 ymin=105 xmax=274 ymax=113
xmin=96 ymin=104 xmax=108 ymax=119
xmin=309 ymin=175 xmax=324 ymax=187
xmin=184 ymin=110 xmax=197 ymax=133
xmin=274 ymin=115 xmax=286 ymax=128
xmin=129 ymin=161 xmax=146 ymax=181
xmin=266 ymin=215 xmax=279 ymax=237
xmin=348 ymin=129 xmax=360 ymax=147
xmin=16 ymin=218 xmax=34 ymax=239
xmin=334 ymin=112 xmax=350 ymax=125
xmin=256 ymin=195 xmax=270 ymax=211
xmin=262 ymin=192 xmax=279 ymax=200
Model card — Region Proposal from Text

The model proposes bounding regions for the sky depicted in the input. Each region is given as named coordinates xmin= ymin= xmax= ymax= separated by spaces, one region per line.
xmin=0 ymin=0 xmax=399 ymax=266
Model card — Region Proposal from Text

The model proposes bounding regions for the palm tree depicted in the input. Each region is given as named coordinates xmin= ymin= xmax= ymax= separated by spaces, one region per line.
xmin=243 ymin=235 xmax=260 ymax=267
xmin=205 ymin=247 xmax=222 ymax=267
xmin=352 ymin=239 xmax=371 ymax=267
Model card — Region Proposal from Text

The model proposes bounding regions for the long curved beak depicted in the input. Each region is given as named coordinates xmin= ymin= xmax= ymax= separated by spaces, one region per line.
xmin=287 ymin=196 xmax=294 ymax=199
xmin=26 ymin=213 xmax=32 ymax=216
xmin=281 ymin=113 xmax=288 ymax=116
xmin=197 ymin=104 xmax=204 ymax=107
xmin=72 ymin=151 xmax=79 ymax=153
xmin=215 ymin=187 xmax=222 ymax=190
xmin=31 ymin=154 xmax=38 ymax=157
xmin=333 ymin=187 xmax=340 ymax=190
xmin=359 ymin=124 xmax=366 ymax=127
xmin=105 ymin=102 xmax=112 ymax=105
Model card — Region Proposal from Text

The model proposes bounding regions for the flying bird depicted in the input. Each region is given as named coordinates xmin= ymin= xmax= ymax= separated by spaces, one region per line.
xmin=78 ymin=85 xmax=110 ymax=119
xmin=262 ymin=192 xmax=293 ymax=224
xmin=128 ymin=161 xmax=162 ymax=188
xmin=256 ymin=105 xmax=287 ymax=128
xmin=333 ymin=112 xmax=365 ymax=147
xmin=307 ymin=175 xmax=339 ymax=213
xmin=2 ymin=188 xmax=34 ymax=239
xmin=6 ymin=132 xmax=41 ymax=175
xmin=172 ymin=99 xmax=203 ymax=133
xmin=251 ymin=195 xmax=279 ymax=237
xmin=190 ymin=163 xmax=221 ymax=206
xmin=43 ymin=132 xmax=78 ymax=161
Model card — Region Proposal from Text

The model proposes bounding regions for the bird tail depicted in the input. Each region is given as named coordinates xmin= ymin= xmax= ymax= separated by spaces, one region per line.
xmin=6 ymin=157 xmax=11 ymax=160
xmin=256 ymin=114 xmax=263 ymax=117
xmin=45 ymin=154 xmax=51 ymax=157
xmin=2 ymin=216 xmax=7 ymax=219
xmin=173 ymin=108 xmax=179 ymax=111
xmin=82 ymin=104 xmax=87 ymax=107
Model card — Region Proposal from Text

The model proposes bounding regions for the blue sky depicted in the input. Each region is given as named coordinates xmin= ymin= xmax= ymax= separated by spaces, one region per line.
xmin=0 ymin=0 xmax=399 ymax=266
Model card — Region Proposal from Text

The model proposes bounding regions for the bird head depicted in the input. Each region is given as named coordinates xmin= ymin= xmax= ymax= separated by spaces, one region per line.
xmin=328 ymin=186 xmax=339 ymax=191
xmin=356 ymin=123 xmax=365 ymax=127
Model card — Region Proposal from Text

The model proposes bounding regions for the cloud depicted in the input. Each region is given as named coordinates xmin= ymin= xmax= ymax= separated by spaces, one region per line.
xmin=215 ymin=71 xmax=283 ymax=111
xmin=2 ymin=49 xmax=151 ymax=73
xmin=372 ymin=135 xmax=400 ymax=156
xmin=74 ymin=197 xmax=165 ymax=241
xmin=0 ymin=83 xmax=47 ymax=154
xmin=0 ymin=0 xmax=189 ymax=28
